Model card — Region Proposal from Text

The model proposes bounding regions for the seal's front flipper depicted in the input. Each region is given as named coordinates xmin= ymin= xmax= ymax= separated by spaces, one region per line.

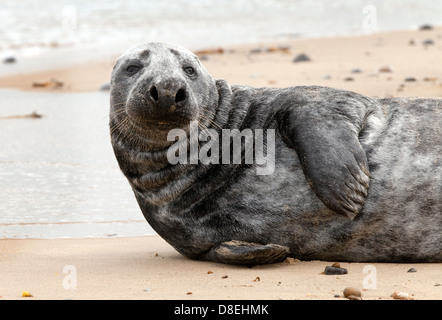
xmin=280 ymin=102 xmax=371 ymax=220
xmin=202 ymin=240 xmax=289 ymax=265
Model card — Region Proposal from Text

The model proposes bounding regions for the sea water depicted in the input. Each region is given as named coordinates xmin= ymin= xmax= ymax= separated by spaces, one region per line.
xmin=0 ymin=89 xmax=152 ymax=238
xmin=0 ymin=0 xmax=441 ymax=75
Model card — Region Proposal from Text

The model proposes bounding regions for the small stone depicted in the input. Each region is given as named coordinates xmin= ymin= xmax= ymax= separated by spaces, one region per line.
xmin=350 ymin=68 xmax=362 ymax=74
xmin=379 ymin=65 xmax=393 ymax=73
xmin=343 ymin=287 xmax=362 ymax=300
xmin=249 ymin=48 xmax=263 ymax=54
xmin=405 ymin=77 xmax=417 ymax=82
xmin=3 ymin=56 xmax=16 ymax=64
xmin=293 ymin=53 xmax=311 ymax=63
xmin=186 ymin=292 xmax=193 ymax=295
xmin=143 ymin=288 xmax=151 ymax=292
xmin=207 ymin=270 xmax=213 ymax=274
xmin=28 ymin=111 xmax=42 ymax=119
xmin=221 ymin=275 xmax=228 ymax=279
xmin=419 ymin=24 xmax=433 ymax=31
xmin=331 ymin=262 xmax=341 ymax=268
xmin=344 ymin=77 xmax=354 ymax=82
xmin=284 ymin=257 xmax=300 ymax=264
xmin=422 ymin=39 xmax=435 ymax=46
xmin=322 ymin=75 xmax=332 ymax=80
xmin=253 ymin=277 xmax=260 ymax=282
xmin=407 ymin=268 xmax=417 ymax=273
xmin=391 ymin=291 xmax=411 ymax=300
xmin=324 ymin=266 xmax=348 ymax=275
xmin=32 ymin=78 xmax=63 ymax=89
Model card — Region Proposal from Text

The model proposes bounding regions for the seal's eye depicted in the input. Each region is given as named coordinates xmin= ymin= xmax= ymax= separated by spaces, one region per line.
xmin=184 ymin=66 xmax=195 ymax=76
xmin=126 ymin=65 xmax=141 ymax=74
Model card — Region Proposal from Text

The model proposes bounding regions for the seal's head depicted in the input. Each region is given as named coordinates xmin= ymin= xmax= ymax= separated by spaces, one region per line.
xmin=110 ymin=42 xmax=218 ymax=149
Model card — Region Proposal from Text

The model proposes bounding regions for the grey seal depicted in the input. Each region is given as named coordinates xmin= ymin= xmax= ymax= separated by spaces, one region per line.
xmin=109 ymin=42 xmax=442 ymax=265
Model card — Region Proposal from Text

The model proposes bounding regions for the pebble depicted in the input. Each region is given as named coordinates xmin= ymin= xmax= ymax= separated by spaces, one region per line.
xmin=249 ymin=48 xmax=263 ymax=54
xmin=391 ymin=291 xmax=411 ymax=300
xmin=350 ymin=68 xmax=363 ymax=74
xmin=422 ymin=39 xmax=435 ymax=46
xmin=343 ymin=287 xmax=362 ymax=300
xmin=284 ymin=257 xmax=300 ymax=264
xmin=407 ymin=268 xmax=417 ymax=273
xmin=28 ymin=111 xmax=43 ymax=119
xmin=221 ymin=275 xmax=228 ymax=279
xmin=293 ymin=53 xmax=311 ymax=63
xmin=3 ymin=56 xmax=16 ymax=64
xmin=266 ymin=45 xmax=291 ymax=53
xmin=22 ymin=291 xmax=33 ymax=297
xmin=324 ymin=266 xmax=348 ymax=275
xmin=344 ymin=77 xmax=354 ymax=82
xmin=419 ymin=24 xmax=433 ymax=31
xmin=404 ymin=77 xmax=417 ymax=82
xmin=379 ymin=65 xmax=393 ymax=73
xmin=32 ymin=78 xmax=63 ymax=89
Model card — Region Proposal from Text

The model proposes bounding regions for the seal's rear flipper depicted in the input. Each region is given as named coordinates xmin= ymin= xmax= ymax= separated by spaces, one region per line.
xmin=201 ymin=240 xmax=289 ymax=265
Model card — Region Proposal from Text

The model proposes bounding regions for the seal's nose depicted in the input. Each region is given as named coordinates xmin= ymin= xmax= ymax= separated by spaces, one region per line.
xmin=147 ymin=82 xmax=187 ymax=110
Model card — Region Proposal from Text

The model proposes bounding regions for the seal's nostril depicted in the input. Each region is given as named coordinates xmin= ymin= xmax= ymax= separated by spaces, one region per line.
xmin=150 ymin=86 xmax=159 ymax=102
xmin=175 ymin=88 xmax=186 ymax=104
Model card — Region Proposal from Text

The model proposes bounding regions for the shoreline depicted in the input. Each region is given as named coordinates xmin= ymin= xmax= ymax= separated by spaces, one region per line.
xmin=0 ymin=27 xmax=441 ymax=97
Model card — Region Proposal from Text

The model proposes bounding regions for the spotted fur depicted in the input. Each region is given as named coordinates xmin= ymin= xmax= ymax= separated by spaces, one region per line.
xmin=110 ymin=42 xmax=442 ymax=263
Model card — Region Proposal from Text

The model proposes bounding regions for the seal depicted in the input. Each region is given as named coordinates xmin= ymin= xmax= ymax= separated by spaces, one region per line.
xmin=109 ymin=42 xmax=442 ymax=265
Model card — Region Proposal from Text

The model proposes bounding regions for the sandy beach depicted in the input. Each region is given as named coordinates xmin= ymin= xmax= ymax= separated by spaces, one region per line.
xmin=1 ymin=236 xmax=441 ymax=300
xmin=0 ymin=27 xmax=441 ymax=97
xmin=1 ymin=27 xmax=441 ymax=300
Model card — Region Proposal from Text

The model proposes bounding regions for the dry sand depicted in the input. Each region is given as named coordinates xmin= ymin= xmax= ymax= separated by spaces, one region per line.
xmin=0 ymin=27 xmax=441 ymax=300
xmin=0 ymin=27 xmax=441 ymax=97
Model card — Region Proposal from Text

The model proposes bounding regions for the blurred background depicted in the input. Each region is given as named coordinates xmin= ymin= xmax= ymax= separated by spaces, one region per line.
xmin=1 ymin=0 xmax=441 ymax=76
